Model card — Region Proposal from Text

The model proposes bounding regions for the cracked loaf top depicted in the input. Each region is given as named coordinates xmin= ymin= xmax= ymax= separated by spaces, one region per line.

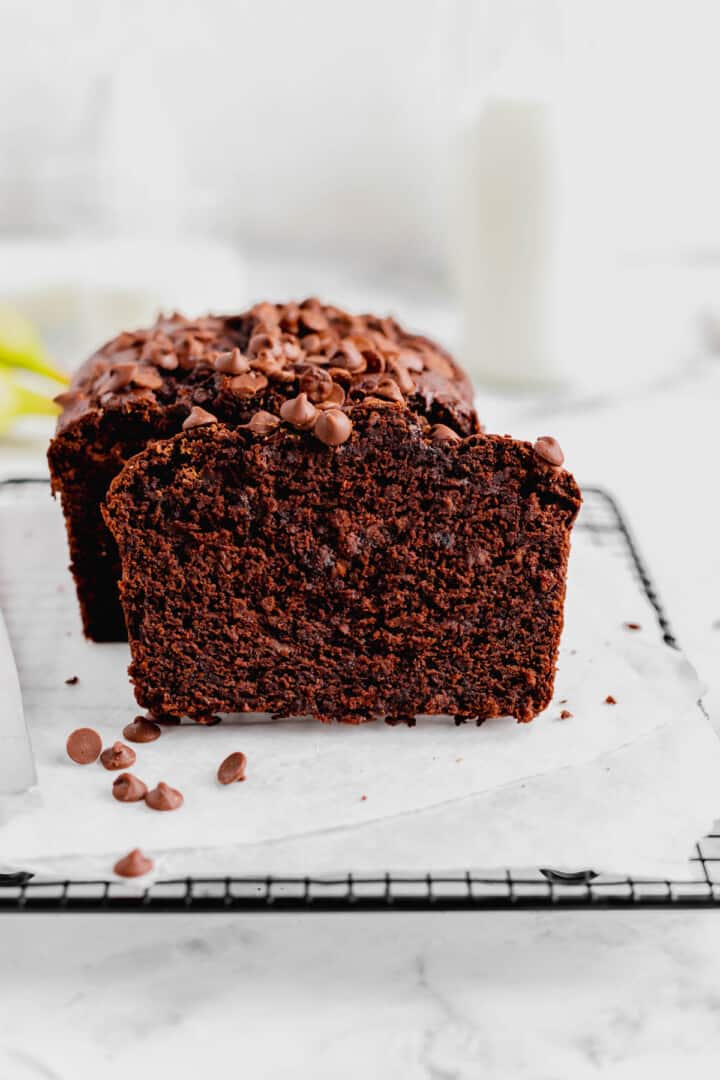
xmin=53 ymin=298 xmax=481 ymax=444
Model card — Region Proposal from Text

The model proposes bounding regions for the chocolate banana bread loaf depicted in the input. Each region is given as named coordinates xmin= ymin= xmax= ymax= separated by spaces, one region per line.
xmin=103 ymin=408 xmax=580 ymax=724
xmin=51 ymin=298 xmax=581 ymax=724
xmin=48 ymin=300 xmax=478 ymax=640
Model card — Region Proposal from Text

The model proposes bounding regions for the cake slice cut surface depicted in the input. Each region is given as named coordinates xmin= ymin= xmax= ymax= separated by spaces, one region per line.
xmin=103 ymin=406 xmax=581 ymax=724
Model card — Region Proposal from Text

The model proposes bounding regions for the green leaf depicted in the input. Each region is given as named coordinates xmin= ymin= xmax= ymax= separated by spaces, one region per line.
xmin=0 ymin=304 xmax=69 ymax=384
xmin=0 ymin=368 xmax=59 ymax=435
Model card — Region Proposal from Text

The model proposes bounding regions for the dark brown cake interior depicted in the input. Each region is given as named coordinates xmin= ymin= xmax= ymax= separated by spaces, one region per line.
xmin=104 ymin=407 xmax=581 ymax=724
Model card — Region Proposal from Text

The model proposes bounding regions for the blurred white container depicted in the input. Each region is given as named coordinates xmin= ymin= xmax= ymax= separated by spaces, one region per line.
xmin=452 ymin=93 xmax=562 ymax=387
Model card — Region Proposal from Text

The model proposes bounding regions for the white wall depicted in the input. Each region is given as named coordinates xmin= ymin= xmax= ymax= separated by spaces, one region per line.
xmin=1 ymin=0 xmax=720 ymax=275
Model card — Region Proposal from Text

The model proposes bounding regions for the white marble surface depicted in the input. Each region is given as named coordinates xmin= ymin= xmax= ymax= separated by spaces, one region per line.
xmin=1 ymin=259 xmax=720 ymax=1077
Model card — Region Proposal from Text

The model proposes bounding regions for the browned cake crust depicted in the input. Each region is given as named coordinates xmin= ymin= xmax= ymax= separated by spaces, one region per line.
xmin=103 ymin=408 xmax=581 ymax=724
xmin=48 ymin=300 xmax=480 ymax=641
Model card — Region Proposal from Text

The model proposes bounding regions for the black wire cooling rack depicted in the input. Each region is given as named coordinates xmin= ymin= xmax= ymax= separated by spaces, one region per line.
xmin=0 ymin=480 xmax=717 ymax=912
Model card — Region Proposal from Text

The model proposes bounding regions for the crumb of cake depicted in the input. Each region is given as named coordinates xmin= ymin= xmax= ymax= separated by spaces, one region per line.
xmin=604 ymin=695 xmax=617 ymax=705
xmin=66 ymin=727 xmax=102 ymax=765
xmin=64 ymin=675 xmax=79 ymax=685
xmin=560 ymin=709 xmax=573 ymax=719
xmin=624 ymin=622 xmax=642 ymax=630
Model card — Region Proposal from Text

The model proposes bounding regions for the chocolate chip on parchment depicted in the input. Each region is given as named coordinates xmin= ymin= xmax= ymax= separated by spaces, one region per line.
xmin=114 ymin=849 xmax=154 ymax=878
xmin=217 ymin=752 xmax=247 ymax=785
xmin=123 ymin=717 xmax=162 ymax=744
xmin=100 ymin=742 xmax=137 ymax=770
xmin=145 ymin=782 xmax=184 ymax=811
xmin=66 ymin=728 xmax=102 ymax=765
xmin=604 ymin=695 xmax=617 ymax=705
xmin=112 ymin=773 xmax=148 ymax=803
xmin=560 ymin=709 xmax=573 ymax=719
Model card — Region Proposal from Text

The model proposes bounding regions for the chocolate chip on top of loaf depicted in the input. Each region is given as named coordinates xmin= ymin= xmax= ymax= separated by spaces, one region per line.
xmin=48 ymin=300 xmax=481 ymax=642
xmin=52 ymin=299 xmax=477 ymax=439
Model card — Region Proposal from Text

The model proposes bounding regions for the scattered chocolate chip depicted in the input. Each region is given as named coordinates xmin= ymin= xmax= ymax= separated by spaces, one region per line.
xmin=145 ymin=782 xmax=184 ymax=811
xmin=604 ymin=695 xmax=617 ymax=705
xmin=330 ymin=339 xmax=366 ymax=373
xmin=100 ymin=742 xmax=137 ymax=771
xmin=214 ymin=348 xmax=250 ymax=375
xmin=388 ymin=360 xmax=415 ymax=395
xmin=533 ymin=436 xmax=564 ymax=467
xmin=104 ymin=361 xmax=139 ymax=393
xmin=625 ymin=622 xmax=642 ymax=631
xmin=182 ymin=406 xmax=218 ymax=430
xmin=280 ymin=392 xmax=319 ymax=430
xmin=229 ymin=371 xmax=268 ymax=396
xmin=430 ymin=424 xmax=461 ymax=444
xmin=217 ymin=751 xmax=247 ymax=785
xmin=246 ymin=410 xmax=280 ymax=436
xmin=66 ymin=727 xmax=102 ymax=765
xmin=112 ymin=772 xmax=149 ymax=802
xmin=123 ymin=717 xmax=162 ymax=744
xmin=560 ymin=709 xmax=573 ymax=719
xmin=114 ymin=848 xmax=154 ymax=878
xmin=314 ymin=408 xmax=353 ymax=446
xmin=64 ymin=675 xmax=79 ymax=685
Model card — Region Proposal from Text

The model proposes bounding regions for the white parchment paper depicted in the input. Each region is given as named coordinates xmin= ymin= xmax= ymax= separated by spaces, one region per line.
xmin=0 ymin=485 xmax=717 ymax=879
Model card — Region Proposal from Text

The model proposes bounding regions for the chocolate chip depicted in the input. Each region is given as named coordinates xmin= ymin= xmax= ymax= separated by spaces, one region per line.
xmin=66 ymin=727 xmax=102 ymax=765
xmin=387 ymin=360 xmax=415 ymax=395
xmin=64 ymin=675 xmax=79 ymax=685
xmin=214 ymin=348 xmax=250 ymax=375
xmin=299 ymin=307 xmax=328 ymax=332
xmin=112 ymin=772 xmax=149 ymax=802
xmin=182 ymin=406 xmax=218 ymax=430
xmin=154 ymin=351 xmax=179 ymax=370
xmin=104 ymin=361 xmax=139 ymax=392
xmin=374 ymin=377 xmax=405 ymax=404
xmin=604 ymin=695 xmax=617 ymax=705
xmin=246 ymin=410 xmax=280 ymax=436
xmin=560 ymin=709 xmax=573 ymax=719
xmin=123 ymin=717 xmax=162 ymax=743
xmin=533 ymin=436 xmax=564 ymax=467
xmin=217 ymin=751 xmax=247 ymax=785
xmin=624 ymin=622 xmax=642 ymax=631
xmin=314 ymin=408 xmax=353 ymax=446
xmin=430 ymin=424 xmax=461 ymax=444
xmin=194 ymin=714 xmax=222 ymax=726
xmin=422 ymin=352 xmax=455 ymax=379
xmin=248 ymin=332 xmax=279 ymax=357
xmin=229 ymin=371 xmax=269 ymax=396
xmin=330 ymin=339 xmax=366 ymax=373
xmin=100 ymin=741 xmax=137 ymax=771
xmin=145 ymin=782 xmax=184 ymax=811
xmin=132 ymin=367 xmax=164 ymax=390
xmin=299 ymin=366 xmax=333 ymax=403
xmin=280 ymin=392 xmax=319 ymax=430
xmin=114 ymin=849 xmax=154 ymax=878
xmin=53 ymin=390 xmax=82 ymax=408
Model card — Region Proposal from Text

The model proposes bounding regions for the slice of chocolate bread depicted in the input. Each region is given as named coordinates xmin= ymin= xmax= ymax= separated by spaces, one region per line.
xmin=48 ymin=301 xmax=479 ymax=640
xmin=103 ymin=406 xmax=581 ymax=724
